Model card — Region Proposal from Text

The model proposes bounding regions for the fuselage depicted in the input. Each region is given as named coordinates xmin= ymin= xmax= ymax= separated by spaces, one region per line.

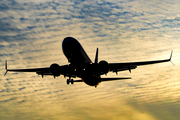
xmin=62 ymin=37 xmax=100 ymax=86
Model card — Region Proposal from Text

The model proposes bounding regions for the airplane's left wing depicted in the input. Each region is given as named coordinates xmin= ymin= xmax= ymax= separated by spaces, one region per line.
xmin=108 ymin=50 xmax=173 ymax=73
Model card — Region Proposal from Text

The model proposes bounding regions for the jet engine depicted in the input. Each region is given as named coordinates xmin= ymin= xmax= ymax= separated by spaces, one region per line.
xmin=50 ymin=63 xmax=61 ymax=76
xmin=99 ymin=60 xmax=109 ymax=74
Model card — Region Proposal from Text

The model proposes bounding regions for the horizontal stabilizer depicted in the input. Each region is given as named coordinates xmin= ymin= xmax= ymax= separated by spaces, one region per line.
xmin=73 ymin=80 xmax=83 ymax=82
xmin=101 ymin=77 xmax=131 ymax=82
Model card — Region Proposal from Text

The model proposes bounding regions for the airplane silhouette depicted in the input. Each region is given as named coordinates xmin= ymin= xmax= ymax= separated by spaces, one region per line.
xmin=4 ymin=37 xmax=173 ymax=87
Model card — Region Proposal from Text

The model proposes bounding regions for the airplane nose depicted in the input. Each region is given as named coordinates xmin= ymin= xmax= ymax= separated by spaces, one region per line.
xmin=62 ymin=37 xmax=76 ymax=47
xmin=62 ymin=37 xmax=81 ymax=49
xmin=63 ymin=37 xmax=76 ymax=43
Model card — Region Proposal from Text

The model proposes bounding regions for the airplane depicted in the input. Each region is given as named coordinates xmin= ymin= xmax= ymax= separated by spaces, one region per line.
xmin=4 ymin=37 xmax=173 ymax=87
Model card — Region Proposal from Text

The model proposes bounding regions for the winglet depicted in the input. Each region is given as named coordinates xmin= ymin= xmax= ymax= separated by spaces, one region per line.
xmin=4 ymin=60 xmax=8 ymax=76
xmin=94 ymin=48 xmax=98 ymax=64
xmin=169 ymin=50 xmax=173 ymax=61
xmin=169 ymin=50 xmax=175 ymax=66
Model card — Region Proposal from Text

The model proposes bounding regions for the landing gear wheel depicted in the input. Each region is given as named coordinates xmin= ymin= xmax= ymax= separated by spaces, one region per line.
xmin=71 ymin=79 xmax=74 ymax=84
xmin=67 ymin=79 xmax=70 ymax=85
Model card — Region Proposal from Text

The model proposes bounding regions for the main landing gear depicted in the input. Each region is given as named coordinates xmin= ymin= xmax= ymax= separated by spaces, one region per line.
xmin=67 ymin=79 xmax=74 ymax=85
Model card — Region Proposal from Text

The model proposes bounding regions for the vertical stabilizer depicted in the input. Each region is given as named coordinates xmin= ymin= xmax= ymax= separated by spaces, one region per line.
xmin=94 ymin=48 xmax=98 ymax=64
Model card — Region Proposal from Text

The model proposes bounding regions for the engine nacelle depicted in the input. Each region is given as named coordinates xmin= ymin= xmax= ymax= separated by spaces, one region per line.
xmin=99 ymin=60 xmax=109 ymax=74
xmin=50 ymin=63 xmax=61 ymax=76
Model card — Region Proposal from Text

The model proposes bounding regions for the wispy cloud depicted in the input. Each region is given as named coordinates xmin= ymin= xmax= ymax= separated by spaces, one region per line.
xmin=0 ymin=0 xmax=180 ymax=120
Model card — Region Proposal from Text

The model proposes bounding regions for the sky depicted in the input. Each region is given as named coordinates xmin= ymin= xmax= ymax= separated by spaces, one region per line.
xmin=0 ymin=0 xmax=180 ymax=119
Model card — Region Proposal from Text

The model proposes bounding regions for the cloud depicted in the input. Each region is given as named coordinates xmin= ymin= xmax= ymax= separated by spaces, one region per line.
xmin=0 ymin=0 xmax=180 ymax=120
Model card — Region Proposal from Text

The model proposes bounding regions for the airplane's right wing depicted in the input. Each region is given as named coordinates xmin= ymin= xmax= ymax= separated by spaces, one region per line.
xmin=4 ymin=61 xmax=72 ymax=78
